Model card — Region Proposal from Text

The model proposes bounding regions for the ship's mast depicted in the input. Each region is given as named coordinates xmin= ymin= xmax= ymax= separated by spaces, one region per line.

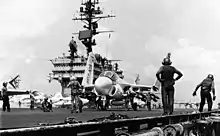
xmin=73 ymin=0 xmax=115 ymax=56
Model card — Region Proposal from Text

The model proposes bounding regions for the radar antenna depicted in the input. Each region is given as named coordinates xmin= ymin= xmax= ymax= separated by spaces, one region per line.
xmin=73 ymin=0 xmax=115 ymax=56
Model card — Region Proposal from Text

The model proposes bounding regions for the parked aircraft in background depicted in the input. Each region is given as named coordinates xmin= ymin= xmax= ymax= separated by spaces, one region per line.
xmin=50 ymin=92 xmax=89 ymax=108
xmin=175 ymin=101 xmax=199 ymax=109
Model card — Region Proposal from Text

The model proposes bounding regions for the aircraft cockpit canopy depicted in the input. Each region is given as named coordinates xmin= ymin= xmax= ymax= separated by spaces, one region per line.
xmin=99 ymin=71 xmax=119 ymax=81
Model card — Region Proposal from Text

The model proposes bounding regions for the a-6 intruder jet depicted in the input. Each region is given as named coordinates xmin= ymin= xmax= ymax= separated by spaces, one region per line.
xmin=81 ymin=53 xmax=160 ymax=111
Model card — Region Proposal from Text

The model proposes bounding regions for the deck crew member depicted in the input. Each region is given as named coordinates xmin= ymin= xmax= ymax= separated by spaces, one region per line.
xmin=48 ymin=100 xmax=53 ymax=112
xmin=124 ymin=86 xmax=133 ymax=111
xmin=146 ymin=92 xmax=151 ymax=111
xmin=42 ymin=97 xmax=50 ymax=112
xmin=192 ymin=74 xmax=216 ymax=112
xmin=1 ymin=82 xmax=10 ymax=112
xmin=68 ymin=37 xmax=78 ymax=59
xmin=18 ymin=101 xmax=21 ymax=108
xmin=67 ymin=76 xmax=82 ymax=113
xmin=30 ymin=94 xmax=35 ymax=110
xmin=156 ymin=54 xmax=183 ymax=115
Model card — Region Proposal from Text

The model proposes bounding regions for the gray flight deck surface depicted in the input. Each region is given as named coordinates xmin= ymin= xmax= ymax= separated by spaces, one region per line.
xmin=0 ymin=108 xmax=196 ymax=129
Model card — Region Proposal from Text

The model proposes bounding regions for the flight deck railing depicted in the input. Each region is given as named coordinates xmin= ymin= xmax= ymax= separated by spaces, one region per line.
xmin=1 ymin=110 xmax=220 ymax=136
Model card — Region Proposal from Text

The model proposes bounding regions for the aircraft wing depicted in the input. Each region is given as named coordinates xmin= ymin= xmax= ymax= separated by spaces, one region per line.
xmin=117 ymin=78 xmax=154 ymax=92
xmin=7 ymin=89 xmax=30 ymax=96
xmin=135 ymin=91 xmax=160 ymax=102
xmin=130 ymin=84 xmax=152 ymax=91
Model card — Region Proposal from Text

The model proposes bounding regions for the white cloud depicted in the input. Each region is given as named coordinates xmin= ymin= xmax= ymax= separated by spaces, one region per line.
xmin=166 ymin=39 xmax=220 ymax=104
xmin=0 ymin=0 xmax=63 ymax=82
xmin=172 ymin=39 xmax=220 ymax=82
xmin=119 ymin=61 xmax=133 ymax=71
xmin=144 ymin=35 xmax=177 ymax=59
xmin=93 ymin=25 xmax=117 ymax=59
xmin=144 ymin=64 xmax=158 ymax=78
xmin=0 ymin=0 xmax=63 ymax=62
xmin=0 ymin=0 xmax=62 ymax=38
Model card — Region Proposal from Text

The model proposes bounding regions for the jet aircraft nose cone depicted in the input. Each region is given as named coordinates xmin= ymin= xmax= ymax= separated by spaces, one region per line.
xmin=94 ymin=77 xmax=112 ymax=95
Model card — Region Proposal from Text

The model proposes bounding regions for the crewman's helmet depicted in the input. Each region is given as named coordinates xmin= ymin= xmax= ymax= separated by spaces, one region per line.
xmin=70 ymin=76 xmax=77 ymax=81
xmin=207 ymin=74 xmax=214 ymax=81
xmin=162 ymin=57 xmax=172 ymax=65
xmin=3 ymin=82 xmax=7 ymax=87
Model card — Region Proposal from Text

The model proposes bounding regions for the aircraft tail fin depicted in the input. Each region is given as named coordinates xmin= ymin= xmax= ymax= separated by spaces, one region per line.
xmin=81 ymin=52 xmax=97 ymax=87
xmin=8 ymin=74 xmax=20 ymax=89
xmin=134 ymin=74 xmax=140 ymax=85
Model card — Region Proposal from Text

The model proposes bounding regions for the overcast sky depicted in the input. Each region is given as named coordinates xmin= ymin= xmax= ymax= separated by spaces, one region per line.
xmin=1 ymin=0 xmax=220 ymax=107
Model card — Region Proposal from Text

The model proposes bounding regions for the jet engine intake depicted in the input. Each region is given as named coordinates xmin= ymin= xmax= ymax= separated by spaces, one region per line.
xmin=108 ymin=85 xmax=124 ymax=100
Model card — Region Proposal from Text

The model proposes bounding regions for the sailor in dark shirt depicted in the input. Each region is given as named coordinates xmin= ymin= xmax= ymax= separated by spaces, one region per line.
xmin=156 ymin=57 xmax=183 ymax=115
xmin=193 ymin=74 xmax=216 ymax=112
xmin=48 ymin=100 xmax=53 ymax=112
xmin=146 ymin=92 xmax=151 ymax=111
xmin=1 ymin=82 xmax=10 ymax=112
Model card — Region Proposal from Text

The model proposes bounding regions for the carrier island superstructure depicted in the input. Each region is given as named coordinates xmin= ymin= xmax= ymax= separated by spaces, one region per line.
xmin=48 ymin=0 xmax=162 ymax=109
xmin=48 ymin=0 xmax=124 ymax=97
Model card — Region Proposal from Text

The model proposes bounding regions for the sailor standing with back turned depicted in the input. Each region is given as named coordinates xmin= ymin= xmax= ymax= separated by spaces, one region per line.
xmin=156 ymin=53 xmax=183 ymax=115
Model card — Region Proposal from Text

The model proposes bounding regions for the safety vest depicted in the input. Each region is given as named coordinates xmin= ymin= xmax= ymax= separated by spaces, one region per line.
xmin=69 ymin=81 xmax=81 ymax=94
xmin=201 ymin=78 xmax=212 ymax=92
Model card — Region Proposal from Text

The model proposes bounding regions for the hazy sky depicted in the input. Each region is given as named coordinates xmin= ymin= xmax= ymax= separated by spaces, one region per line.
xmin=1 ymin=0 xmax=220 ymax=106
